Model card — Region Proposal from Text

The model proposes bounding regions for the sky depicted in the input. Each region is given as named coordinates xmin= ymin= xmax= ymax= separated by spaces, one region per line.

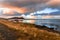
xmin=36 ymin=8 xmax=59 ymax=13
xmin=29 ymin=8 xmax=59 ymax=15
xmin=0 ymin=0 xmax=60 ymax=15
xmin=0 ymin=0 xmax=60 ymax=24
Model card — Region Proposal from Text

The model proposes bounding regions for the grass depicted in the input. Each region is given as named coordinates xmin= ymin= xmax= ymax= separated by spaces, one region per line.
xmin=0 ymin=19 xmax=60 ymax=40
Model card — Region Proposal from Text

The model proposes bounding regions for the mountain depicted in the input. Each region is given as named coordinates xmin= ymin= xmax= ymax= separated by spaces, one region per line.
xmin=8 ymin=17 xmax=24 ymax=19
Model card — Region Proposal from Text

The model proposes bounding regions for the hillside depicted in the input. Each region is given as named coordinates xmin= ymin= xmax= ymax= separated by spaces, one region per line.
xmin=0 ymin=19 xmax=60 ymax=40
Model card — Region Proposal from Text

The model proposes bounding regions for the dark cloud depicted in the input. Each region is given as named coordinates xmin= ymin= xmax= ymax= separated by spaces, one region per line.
xmin=0 ymin=0 xmax=50 ymax=13
xmin=0 ymin=0 xmax=48 ymax=7
xmin=3 ymin=0 xmax=60 ymax=14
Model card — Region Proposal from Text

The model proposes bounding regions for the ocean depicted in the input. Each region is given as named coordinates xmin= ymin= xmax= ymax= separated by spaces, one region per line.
xmin=35 ymin=19 xmax=60 ymax=31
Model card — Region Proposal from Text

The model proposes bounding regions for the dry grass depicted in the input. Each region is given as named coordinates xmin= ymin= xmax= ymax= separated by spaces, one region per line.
xmin=0 ymin=19 xmax=60 ymax=40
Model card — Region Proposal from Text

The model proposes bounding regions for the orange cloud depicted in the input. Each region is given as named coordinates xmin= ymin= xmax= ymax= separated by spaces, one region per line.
xmin=3 ymin=8 xmax=14 ymax=15
xmin=47 ymin=0 xmax=60 ymax=6
xmin=0 ymin=0 xmax=49 ymax=14
xmin=0 ymin=3 xmax=28 ymax=14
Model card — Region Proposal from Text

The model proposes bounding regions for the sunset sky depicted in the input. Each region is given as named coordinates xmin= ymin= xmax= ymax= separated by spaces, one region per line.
xmin=0 ymin=0 xmax=60 ymax=15
xmin=0 ymin=0 xmax=60 ymax=24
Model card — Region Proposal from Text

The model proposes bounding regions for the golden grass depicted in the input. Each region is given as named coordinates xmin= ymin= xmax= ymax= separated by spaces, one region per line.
xmin=0 ymin=19 xmax=60 ymax=40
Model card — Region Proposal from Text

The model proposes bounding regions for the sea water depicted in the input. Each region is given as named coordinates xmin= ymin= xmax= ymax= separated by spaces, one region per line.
xmin=35 ymin=19 xmax=60 ymax=31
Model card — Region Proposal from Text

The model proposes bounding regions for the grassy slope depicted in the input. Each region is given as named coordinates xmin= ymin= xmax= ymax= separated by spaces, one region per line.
xmin=0 ymin=19 xmax=60 ymax=40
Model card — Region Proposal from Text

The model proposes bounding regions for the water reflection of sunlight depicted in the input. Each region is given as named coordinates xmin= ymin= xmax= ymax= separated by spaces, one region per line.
xmin=21 ymin=14 xmax=36 ymax=24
